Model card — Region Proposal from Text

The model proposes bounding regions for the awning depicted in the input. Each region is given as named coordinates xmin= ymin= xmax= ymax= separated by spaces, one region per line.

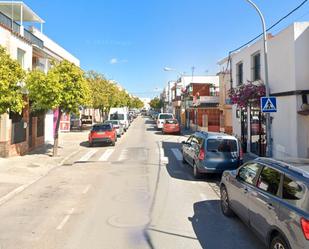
xmin=0 ymin=1 xmax=44 ymax=23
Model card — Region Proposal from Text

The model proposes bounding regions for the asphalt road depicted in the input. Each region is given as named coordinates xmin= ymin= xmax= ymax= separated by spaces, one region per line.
xmin=0 ymin=116 xmax=266 ymax=249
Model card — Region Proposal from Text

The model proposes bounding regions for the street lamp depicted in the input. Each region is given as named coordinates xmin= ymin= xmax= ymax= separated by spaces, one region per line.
xmin=245 ymin=0 xmax=272 ymax=157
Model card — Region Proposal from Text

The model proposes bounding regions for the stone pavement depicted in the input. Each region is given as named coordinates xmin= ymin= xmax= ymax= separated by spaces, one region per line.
xmin=0 ymin=131 xmax=88 ymax=205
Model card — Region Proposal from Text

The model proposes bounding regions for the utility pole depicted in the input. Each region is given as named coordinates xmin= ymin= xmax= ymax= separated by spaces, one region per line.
xmin=245 ymin=0 xmax=272 ymax=157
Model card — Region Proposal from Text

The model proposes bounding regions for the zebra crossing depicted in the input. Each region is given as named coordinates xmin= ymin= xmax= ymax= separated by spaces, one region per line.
xmin=74 ymin=147 xmax=183 ymax=164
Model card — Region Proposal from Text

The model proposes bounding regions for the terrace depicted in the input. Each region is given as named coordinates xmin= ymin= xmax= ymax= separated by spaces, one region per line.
xmin=0 ymin=1 xmax=44 ymax=48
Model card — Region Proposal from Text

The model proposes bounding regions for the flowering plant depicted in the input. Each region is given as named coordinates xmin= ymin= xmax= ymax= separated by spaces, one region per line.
xmin=228 ymin=81 xmax=266 ymax=108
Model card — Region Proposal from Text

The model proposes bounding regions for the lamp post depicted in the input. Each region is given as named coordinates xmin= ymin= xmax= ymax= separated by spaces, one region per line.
xmin=163 ymin=67 xmax=187 ymax=127
xmin=245 ymin=0 xmax=272 ymax=157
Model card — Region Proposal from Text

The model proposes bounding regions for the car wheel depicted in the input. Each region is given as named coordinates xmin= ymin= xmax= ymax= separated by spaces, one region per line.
xmin=193 ymin=162 xmax=202 ymax=179
xmin=270 ymin=235 xmax=290 ymax=249
xmin=220 ymin=186 xmax=234 ymax=217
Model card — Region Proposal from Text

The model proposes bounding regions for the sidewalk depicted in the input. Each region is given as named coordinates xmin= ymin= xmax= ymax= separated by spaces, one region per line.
xmin=0 ymin=131 xmax=88 ymax=205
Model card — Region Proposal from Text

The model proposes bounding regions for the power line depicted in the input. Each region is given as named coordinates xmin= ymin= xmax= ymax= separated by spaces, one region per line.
xmin=230 ymin=0 xmax=308 ymax=54
xmin=225 ymin=0 xmax=308 ymax=83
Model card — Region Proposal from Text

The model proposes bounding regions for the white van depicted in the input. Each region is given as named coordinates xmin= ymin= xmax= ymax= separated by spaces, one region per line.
xmin=156 ymin=113 xmax=174 ymax=129
xmin=108 ymin=108 xmax=129 ymax=131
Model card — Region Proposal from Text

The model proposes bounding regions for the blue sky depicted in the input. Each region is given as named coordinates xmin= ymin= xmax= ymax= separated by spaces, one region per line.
xmin=25 ymin=0 xmax=309 ymax=98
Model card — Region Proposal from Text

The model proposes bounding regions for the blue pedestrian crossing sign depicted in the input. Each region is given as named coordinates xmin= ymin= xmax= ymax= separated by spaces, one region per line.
xmin=261 ymin=97 xmax=277 ymax=113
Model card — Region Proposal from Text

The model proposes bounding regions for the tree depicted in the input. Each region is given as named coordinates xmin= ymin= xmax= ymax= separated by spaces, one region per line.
xmin=86 ymin=71 xmax=110 ymax=121
xmin=26 ymin=60 xmax=90 ymax=156
xmin=0 ymin=46 xmax=25 ymax=114
xmin=149 ymin=97 xmax=163 ymax=110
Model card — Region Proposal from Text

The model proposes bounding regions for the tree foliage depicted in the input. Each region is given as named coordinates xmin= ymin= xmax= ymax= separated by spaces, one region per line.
xmin=0 ymin=46 xmax=26 ymax=114
xmin=87 ymin=71 xmax=144 ymax=112
xmin=49 ymin=60 xmax=90 ymax=113
xmin=149 ymin=97 xmax=163 ymax=110
xmin=26 ymin=69 xmax=62 ymax=112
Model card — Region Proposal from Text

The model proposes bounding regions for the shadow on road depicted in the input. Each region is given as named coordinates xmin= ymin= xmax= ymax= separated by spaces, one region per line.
xmin=190 ymin=200 xmax=266 ymax=249
xmin=145 ymin=119 xmax=155 ymax=125
xmin=161 ymin=141 xmax=221 ymax=183
xmin=79 ymin=141 xmax=113 ymax=148
xmin=146 ymin=127 xmax=158 ymax=131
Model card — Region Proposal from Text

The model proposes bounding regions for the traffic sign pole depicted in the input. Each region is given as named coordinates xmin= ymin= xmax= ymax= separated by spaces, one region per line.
xmin=245 ymin=0 xmax=272 ymax=157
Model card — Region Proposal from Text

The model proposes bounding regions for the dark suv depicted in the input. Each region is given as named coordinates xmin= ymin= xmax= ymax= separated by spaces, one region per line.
xmin=182 ymin=132 xmax=243 ymax=178
xmin=220 ymin=157 xmax=309 ymax=249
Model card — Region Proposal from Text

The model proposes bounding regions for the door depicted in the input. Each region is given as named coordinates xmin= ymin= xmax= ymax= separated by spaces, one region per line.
xmin=249 ymin=166 xmax=281 ymax=240
xmin=188 ymin=136 xmax=201 ymax=165
xmin=182 ymin=136 xmax=193 ymax=164
xmin=229 ymin=162 xmax=262 ymax=224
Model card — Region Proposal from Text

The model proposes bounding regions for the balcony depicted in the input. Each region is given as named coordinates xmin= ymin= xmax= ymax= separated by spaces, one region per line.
xmin=0 ymin=9 xmax=43 ymax=48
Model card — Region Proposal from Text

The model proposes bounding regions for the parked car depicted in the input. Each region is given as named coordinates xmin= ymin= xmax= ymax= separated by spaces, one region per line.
xmin=156 ymin=113 xmax=174 ymax=129
xmin=81 ymin=114 xmax=92 ymax=129
xmin=109 ymin=108 xmax=129 ymax=131
xmin=181 ymin=132 xmax=242 ymax=178
xmin=104 ymin=120 xmax=124 ymax=137
xmin=162 ymin=119 xmax=181 ymax=135
xmin=88 ymin=123 xmax=117 ymax=147
xmin=220 ymin=157 xmax=309 ymax=249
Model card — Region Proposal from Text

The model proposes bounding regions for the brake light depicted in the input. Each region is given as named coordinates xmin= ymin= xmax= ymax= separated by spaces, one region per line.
xmin=198 ymin=148 xmax=205 ymax=160
xmin=239 ymin=146 xmax=243 ymax=160
xmin=301 ymin=218 xmax=309 ymax=240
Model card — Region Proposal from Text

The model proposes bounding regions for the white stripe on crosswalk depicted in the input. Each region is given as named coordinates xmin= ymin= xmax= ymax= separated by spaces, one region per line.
xmin=171 ymin=148 xmax=183 ymax=161
xmin=118 ymin=149 xmax=128 ymax=161
xmin=99 ymin=149 xmax=114 ymax=161
xmin=78 ymin=149 xmax=98 ymax=162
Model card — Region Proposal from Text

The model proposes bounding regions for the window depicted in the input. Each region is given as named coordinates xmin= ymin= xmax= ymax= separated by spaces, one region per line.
xmin=282 ymin=176 xmax=305 ymax=202
xmin=207 ymin=139 xmax=237 ymax=152
xmin=110 ymin=113 xmax=125 ymax=120
xmin=236 ymin=62 xmax=243 ymax=85
xmin=92 ymin=124 xmax=112 ymax=131
xmin=252 ymin=52 xmax=261 ymax=81
xmin=238 ymin=163 xmax=261 ymax=185
xmin=17 ymin=48 xmax=26 ymax=69
xmin=257 ymin=166 xmax=281 ymax=196
xmin=159 ymin=114 xmax=173 ymax=120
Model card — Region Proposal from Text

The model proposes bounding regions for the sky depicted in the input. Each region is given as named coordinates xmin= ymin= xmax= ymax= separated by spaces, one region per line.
xmin=24 ymin=0 xmax=309 ymax=98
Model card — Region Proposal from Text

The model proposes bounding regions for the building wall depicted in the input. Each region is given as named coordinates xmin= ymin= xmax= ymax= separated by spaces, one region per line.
xmin=230 ymin=22 xmax=309 ymax=158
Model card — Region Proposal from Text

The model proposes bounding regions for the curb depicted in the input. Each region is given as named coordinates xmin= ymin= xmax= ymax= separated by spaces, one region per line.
xmin=0 ymin=148 xmax=81 ymax=207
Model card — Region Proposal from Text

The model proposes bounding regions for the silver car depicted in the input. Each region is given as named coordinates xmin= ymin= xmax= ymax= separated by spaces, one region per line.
xmin=220 ymin=157 xmax=309 ymax=249
xmin=104 ymin=120 xmax=124 ymax=137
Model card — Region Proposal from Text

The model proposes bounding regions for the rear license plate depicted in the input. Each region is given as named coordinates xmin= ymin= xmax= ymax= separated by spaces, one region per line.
xmin=97 ymin=132 xmax=105 ymax=135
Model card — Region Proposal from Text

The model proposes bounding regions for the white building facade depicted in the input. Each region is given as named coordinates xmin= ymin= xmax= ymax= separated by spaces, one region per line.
xmin=228 ymin=22 xmax=309 ymax=158
xmin=0 ymin=1 xmax=79 ymax=156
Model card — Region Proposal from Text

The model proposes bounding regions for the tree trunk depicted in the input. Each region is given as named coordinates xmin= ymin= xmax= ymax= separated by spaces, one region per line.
xmin=53 ymin=110 xmax=62 ymax=157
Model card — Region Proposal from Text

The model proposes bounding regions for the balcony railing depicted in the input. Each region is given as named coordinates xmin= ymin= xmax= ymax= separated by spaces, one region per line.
xmin=0 ymin=11 xmax=43 ymax=48
xmin=24 ymin=29 xmax=44 ymax=48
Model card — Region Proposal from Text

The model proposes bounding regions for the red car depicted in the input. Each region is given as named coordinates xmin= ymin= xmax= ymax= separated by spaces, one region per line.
xmin=88 ymin=123 xmax=117 ymax=147
xmin=162 ymin=119 xmax=181 ymax=135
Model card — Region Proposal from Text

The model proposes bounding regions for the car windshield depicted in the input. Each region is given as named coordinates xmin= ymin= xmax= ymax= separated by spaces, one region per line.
xmin=110 ymin=113 xmax=125 ymax=120
xmin=207 ymin=139 xmax=238 ymax=152
xmin=159 ymin=114 xmax=173 ymax=119
xmin=92 ymin=124 xmax=112 ymax=131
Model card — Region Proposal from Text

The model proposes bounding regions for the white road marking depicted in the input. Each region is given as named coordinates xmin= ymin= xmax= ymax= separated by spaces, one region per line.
xmin=78 ymin=149 xmax=98 ymax=162
xmin=118 ymin=149 xmax=129 ymax=161
xmin=82 ymin=185 xmax=91 ymax=194
xmin=200 ymin=193 xmax=207 ymax=200
xmin=161 ymin=156 xmax=169 ymax=164
xmin=98 ymin=149 xmax=114 ymax=161
xmin=56 ymin=208 xmax=75 ymax=230
xmin=171 ymin=148 xmax=182 ymax=161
